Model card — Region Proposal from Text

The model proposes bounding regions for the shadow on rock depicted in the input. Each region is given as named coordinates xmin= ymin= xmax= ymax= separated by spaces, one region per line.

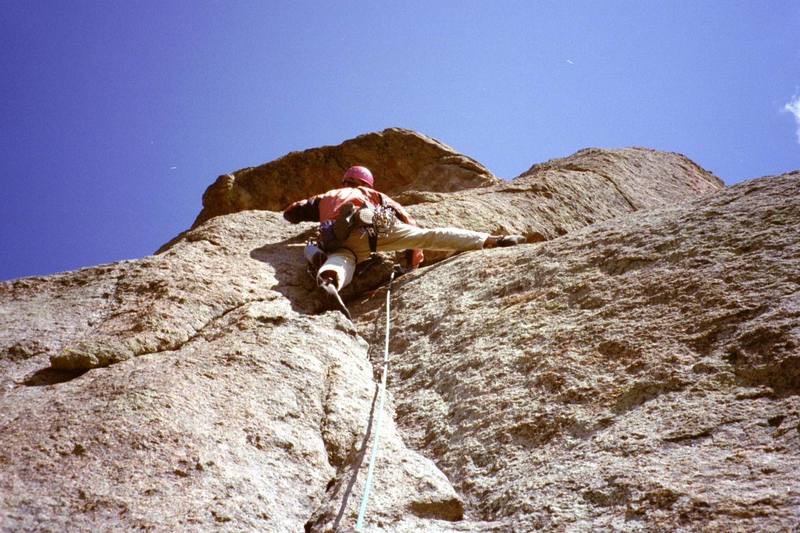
xmin=249 ymin=230 xmax=319 ymax=316
xmin=329 ymin=383 xmax=381 ymax=532
xmin=23 ymin=367 xmax=88 ymax=387
xmin=250 ymin=231 xmax=399 ymax=320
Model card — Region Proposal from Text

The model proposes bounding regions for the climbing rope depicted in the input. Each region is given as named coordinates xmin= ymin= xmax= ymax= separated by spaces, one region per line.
xmin=355 ymin=267 xmax=398 ymax=531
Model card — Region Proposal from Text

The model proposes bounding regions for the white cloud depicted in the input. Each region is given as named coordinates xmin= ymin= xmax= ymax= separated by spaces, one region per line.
xmin=784 ymin=95 xmax=800 ymax=145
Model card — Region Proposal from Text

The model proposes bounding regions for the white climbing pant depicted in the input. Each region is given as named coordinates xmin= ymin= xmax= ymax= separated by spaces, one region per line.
xmin=318 ymin=222 xmax=489 ymax=290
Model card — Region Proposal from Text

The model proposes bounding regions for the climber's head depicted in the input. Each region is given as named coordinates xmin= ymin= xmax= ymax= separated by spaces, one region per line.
xmin=342 ymin=166 xmax=374 ymax=188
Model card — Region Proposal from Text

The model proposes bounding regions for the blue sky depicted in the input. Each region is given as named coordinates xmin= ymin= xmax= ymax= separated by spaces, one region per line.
xmin=1 ymin=1 xmax=799 ymax=281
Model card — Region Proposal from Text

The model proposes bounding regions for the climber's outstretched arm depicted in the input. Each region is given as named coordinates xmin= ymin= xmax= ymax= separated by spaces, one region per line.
xmin=283 ymin=197 xmax=320 ymax=224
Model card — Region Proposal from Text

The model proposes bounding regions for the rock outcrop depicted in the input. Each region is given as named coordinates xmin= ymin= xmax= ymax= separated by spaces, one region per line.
xmin=191 ymin=128 xmax=499 ymax=230
xmin=2 ymin=130 xmax=797 ymax=532
xmin=405 ymin=146 xmax=722 ymax=243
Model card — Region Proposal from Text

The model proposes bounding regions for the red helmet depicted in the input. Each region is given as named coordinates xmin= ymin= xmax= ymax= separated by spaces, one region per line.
xmin=342 ymin=165 xmax=374 ymax=187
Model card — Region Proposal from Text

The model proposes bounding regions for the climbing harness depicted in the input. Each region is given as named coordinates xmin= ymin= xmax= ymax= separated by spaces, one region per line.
xmin=355 ymin=267 xmax=398 ymax=531
xmin=313 ymin=199 xmax=397 ymax=257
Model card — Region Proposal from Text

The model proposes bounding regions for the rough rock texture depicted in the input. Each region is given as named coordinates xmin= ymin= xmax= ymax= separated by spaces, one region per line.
xmin=352 ymin=171 xmax=800 ymax=531
xmin=2 ymin=132 xmax=797 ymax=532
xmin=400 ymin=146 xmax=721 ymax=265
xmin=190 ymin=128 xmax=499 ymax=230
xmin=1 ymin=213 xmax=465 ymax=532
xmin=524 ymin=146 xmax=721 ymax=208
xmin=406 ymin=146 xmax=722 ymax=241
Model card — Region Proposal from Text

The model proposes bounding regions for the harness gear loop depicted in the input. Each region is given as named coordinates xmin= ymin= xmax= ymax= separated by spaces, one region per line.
xmin=355 ymin=266 xmax=399 ymax=531
xmin=361 ymin=205 xmax=396 ymax=255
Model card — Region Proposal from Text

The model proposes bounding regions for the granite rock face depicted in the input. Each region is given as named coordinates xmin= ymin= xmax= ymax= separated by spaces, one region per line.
xmin=353 ymin=171 xmax=800 ymax=531
xmin=190 ymin=128 xmax=499 ymax=230
xmin=0 ymin=213 xmax=464 ymax=532
xmin=2 ymin=132 xmax=797 ymax=532
xmin=405 ymin=147 xmax=722 ymax=253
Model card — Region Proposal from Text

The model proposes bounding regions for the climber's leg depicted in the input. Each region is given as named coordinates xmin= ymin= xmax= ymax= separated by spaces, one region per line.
xmin=315 ymin=249 xmax=356 ymax=319
xmin=317 ymin=248 xmax=357 ymax=291
xmin=375 ymin=222 xmax=489 ymax=253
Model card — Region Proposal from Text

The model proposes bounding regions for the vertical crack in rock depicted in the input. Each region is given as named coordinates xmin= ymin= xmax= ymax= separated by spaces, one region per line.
xmin=318 ymin=361 xmax=341 ymax=469
xmin=304 ymin=308 xmax=468 ymax=530
xmin=306 ymin=374 xmax=378 ymax=533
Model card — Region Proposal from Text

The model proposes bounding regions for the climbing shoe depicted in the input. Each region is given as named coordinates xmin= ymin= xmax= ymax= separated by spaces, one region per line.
xmin=497 ymin=234 xmax=526 ymax=247
xmin=486 ymin=234 xmax=527 ymax=248
xmin=319 ymin=280 xmax=352 ymax=320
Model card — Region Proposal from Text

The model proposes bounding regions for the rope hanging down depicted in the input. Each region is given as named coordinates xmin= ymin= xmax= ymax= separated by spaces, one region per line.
xmin=355 ymin=267 xmax=398 ymax=531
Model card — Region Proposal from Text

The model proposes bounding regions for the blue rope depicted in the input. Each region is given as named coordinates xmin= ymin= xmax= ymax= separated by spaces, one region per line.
xmin=355 ymin=269 xmax=396 ymax=531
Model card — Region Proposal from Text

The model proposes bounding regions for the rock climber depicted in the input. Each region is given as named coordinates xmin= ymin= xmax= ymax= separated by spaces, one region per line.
xmin=283 ymin=165 xmax=526 ymax=318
